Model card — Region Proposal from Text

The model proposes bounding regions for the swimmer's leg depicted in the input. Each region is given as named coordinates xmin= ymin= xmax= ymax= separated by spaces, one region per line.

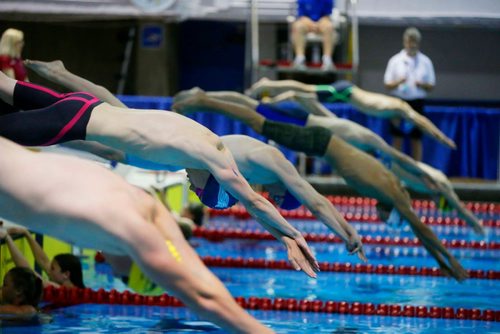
xmin=172 ymin=91 xmax=266 ymax=133
xmin=0 ymin=71 xmax=66 ymax=110
xmin=0 ymin=97 xmax=94 ymax=146
xmin=25 ymin=59 xmax=127 ymax=108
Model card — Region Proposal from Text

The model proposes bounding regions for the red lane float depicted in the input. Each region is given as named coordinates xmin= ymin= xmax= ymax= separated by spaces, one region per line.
xmin=208 ymin=207 xmax=499 ymax=228
xmin=199 ymin=256 xmax=499 ymax=280
xmin=42 ymin=286 xmax=499 ymax=322
xmin=193 ymin=227 xmax=500 ymax=250
xmin=208 ymin=195 xmax=500 ymax=221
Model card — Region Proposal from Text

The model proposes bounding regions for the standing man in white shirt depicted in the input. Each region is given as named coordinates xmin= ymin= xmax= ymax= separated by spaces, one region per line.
xmin=384 ymin=27 xmax=436 ymax=161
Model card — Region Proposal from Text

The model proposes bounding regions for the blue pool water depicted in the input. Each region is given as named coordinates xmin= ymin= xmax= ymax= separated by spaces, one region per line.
xmin=1 ymin=216 xmax=499 ymax=333
xmin=193 ymin=239 xmax=498 ymax=270
xmin=2 ymin=304 xmax=499 ymax=334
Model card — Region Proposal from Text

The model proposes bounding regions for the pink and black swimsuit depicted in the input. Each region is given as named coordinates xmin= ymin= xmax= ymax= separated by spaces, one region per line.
xmin=0 ymin=81 xmax=102 ymax=146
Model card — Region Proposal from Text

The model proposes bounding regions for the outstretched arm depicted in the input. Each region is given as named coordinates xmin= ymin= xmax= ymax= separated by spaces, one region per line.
xmin=203 ymin=154 xmax=319 ymax=277
xmin=372 ymin=141 xmax=443 ymax=191
xmin=7 ymin=227 xmax=52 ymax=275
xmin=257 ymin=148 xmax=366 ymax=261
xmin=24 ymin=59 xmax=127 ymax=108
xmin=127 ymin=198 xmax=274 ymax=333
xmin=401 ymin=104 xmax=456 ymax=149
xmin=0 ymin=229 xmax=31 ymax=269
xmin=349 ymin=86 xmax=456 ymax=149
xmin=0 ymin=228 xmax=47 ymax=285
xmin=322 ymin=138 xmax=466 ymax=280
xmin=396 ymin=203 xmax=468 ymax=282
xmin=287 ymin=178 xmax=367 ymax=261
xmin=391 ymin=163 xmax=484 ymax=235
xmin=256 ymin=219 xmax=320 ymax=274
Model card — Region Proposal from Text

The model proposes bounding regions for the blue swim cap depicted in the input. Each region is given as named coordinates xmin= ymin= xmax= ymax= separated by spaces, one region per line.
xmin=279 ymin=190 xmax=302 ymax=210
xmin=195 ymin=174 xmax=238 ymax=209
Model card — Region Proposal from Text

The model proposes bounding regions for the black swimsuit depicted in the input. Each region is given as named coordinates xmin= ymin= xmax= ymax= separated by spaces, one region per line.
xmin=0 ymin=81 xmax=102 ymax=146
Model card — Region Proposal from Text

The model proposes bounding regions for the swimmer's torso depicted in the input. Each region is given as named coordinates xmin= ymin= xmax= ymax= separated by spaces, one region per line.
xmin=0 ymin=140 xmax=154 ymax=254
xmin=325 ymin=136 xmax=403 ymax=201
xmin=221 ymin=135 xmax=281 ymax=184
xmin=86 ymin=103 xmax=219 ymax=169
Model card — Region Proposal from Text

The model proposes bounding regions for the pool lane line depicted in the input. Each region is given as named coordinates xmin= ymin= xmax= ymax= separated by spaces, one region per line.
xmin=209 ymin=207 xmax=499 ymax=228
xmin=41 ymin=286 xmax=499 ymax=322
xmin=193 ymin=227 xmax=500 ymax=250
xmin=204 ymin=220 xmax=500 ymax=237
xmin=196 ymin=242 xmax=495 ymax=260
xmin=320 ymin=195 xmax=499 ymax=215
xmin=200 ymin=256 xmax=499 ymax=280
xmin=209 ymin=195 xmax=499 ymax=215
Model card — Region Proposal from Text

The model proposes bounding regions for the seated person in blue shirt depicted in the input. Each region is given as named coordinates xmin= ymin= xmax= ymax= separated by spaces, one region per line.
xmin=292 ymin=0 xmax=336 ymax=70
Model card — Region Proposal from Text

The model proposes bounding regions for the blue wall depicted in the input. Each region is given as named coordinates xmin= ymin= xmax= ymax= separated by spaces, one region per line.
xmin=178 ymin=21 xmax=246 ymax=92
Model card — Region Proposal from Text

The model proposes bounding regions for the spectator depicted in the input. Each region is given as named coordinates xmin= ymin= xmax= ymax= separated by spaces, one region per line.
xmin=0 ymin=28 xmax=29 ymax=81
xmin=384 ymin=27 xmax=436 ymax=161
xmin=1 ymin=226 xmax=84 ymax=289
xmin=292 ymin=0 xmax=336 ymax=71
xmin=0 ymin=267 xmax=42 ymax=317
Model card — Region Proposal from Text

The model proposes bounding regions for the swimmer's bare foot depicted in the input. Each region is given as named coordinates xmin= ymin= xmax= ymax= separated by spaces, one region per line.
xmin=172 ymin=88 xmax=208 ymax=114
xmin=173 ymin=87 xmax=205 ymax=105
xmin=245 ymin=77 xmax=270 ymax=98
xmin=268 ymin=90 xmax=297 ymax=104
xmin=24 ymin=60 xmax=66 ymax=81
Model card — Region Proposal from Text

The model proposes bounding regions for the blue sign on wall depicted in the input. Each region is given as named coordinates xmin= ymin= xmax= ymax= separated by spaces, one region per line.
xmin=141 ymin=25 xmax=164 ymax=49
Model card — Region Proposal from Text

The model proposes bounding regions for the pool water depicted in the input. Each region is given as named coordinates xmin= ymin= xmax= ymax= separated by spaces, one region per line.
xmin=2 ymin=304 xmax=498 ymax=333
xmin=1 ymin=214 xmax=499 ymax=333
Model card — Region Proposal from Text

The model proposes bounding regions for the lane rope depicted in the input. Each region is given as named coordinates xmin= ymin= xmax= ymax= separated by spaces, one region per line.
xmin=193 ymin=227 xmax=500 ymax=250
xmin=200 ymin=256 xmax=500 ymax=280
xmin=41 ymin=286 xmax=500 ymax=322
xmin=208 ymin=203 xmax=499 ymax=228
